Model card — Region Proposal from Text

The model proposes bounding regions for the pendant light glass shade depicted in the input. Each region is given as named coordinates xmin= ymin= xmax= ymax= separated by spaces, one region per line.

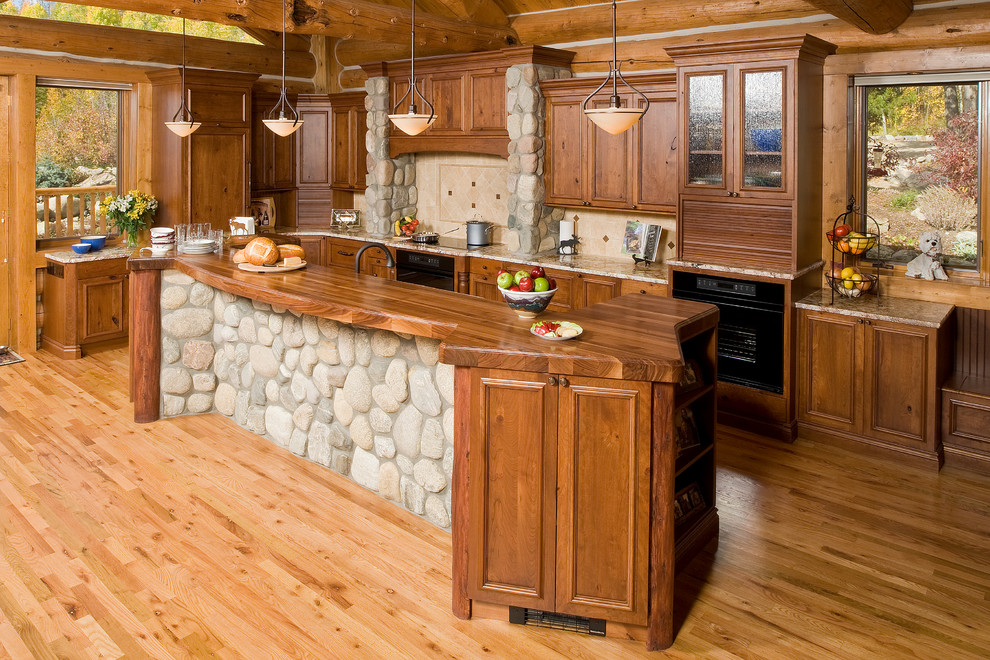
xmin=582 ymin=0 xmax=648 ymax=135
xmin=388 ymin=0 xmax=435 ymax=136
xmin=265 ymin=0 xmax=303 ymax=137
xmin=165 ymin=18 xmax=201 ymax=137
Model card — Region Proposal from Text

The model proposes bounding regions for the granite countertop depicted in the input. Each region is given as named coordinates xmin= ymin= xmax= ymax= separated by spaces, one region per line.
xmin=278 ymin=227 xmax=669 ymax=284
xmin=45 ymin=245 xmax=134 ymax=264
xmin=795 ymin=289 xmax=954 ymax=328
xmin=666 ymin=259 xmax=824 ymax=281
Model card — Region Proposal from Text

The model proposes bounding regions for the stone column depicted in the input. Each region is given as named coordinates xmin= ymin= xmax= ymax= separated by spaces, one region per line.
xmin=364 ymin=77 xmax=418 ymax=237
xmin=505 ymin=63 xmax=569 ymax=255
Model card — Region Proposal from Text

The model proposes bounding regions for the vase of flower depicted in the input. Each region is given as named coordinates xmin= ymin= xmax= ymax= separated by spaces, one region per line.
xmin=97 ymin=190 xmax=158 ymax=248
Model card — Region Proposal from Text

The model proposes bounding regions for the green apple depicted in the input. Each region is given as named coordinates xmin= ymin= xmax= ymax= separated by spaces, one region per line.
xmin=533 ymin=277 xmax=550 ymax=292
xmin=496 ymin=272 xmax=515 ymax=289
xmin=514 ymin=270 xmax=529 ymax=285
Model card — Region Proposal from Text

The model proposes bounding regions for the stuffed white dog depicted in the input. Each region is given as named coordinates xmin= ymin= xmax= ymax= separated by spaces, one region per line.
xmin=905 ymin=231 xmax=948 ymax=280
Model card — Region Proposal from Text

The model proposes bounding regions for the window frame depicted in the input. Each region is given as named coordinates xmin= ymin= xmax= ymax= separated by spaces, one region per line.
xmin=852 ymin=73 xmax=989 ymax=285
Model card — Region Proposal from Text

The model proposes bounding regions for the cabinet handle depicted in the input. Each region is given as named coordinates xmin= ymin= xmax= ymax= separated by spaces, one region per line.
xmin=548 ymin=376 xmax=558 ymax=386
xmin=109 ymin=275 xmax=117 ymax=280
xmin=112 ymin=316 xmax=118 ymax=326
xmin=559 ymin=377 xmax=569 ymax=387
xmin=338 ymin=250 xmax=355 ymax=257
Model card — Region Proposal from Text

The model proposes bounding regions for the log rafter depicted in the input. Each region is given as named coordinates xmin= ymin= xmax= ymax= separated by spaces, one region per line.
xmin=803 ymin=0 xmax=914 ymax=34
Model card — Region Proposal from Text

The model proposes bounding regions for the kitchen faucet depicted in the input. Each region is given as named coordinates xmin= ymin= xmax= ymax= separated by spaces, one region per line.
xmin=354 ymin=242 xmax=395 ymax=273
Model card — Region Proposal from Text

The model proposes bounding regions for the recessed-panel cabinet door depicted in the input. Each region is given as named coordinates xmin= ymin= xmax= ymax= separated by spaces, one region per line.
xmin=79 ymin=275 xmax=127 ymax=343
xmin=467 ymin=370 xmax=556 ymax=611
xmin=545 ymin=96 xmax=585 ymax=206
xmin=556 ymin=376 xmax=651 ymax=625
xmin=588 ymin=96 xmax=632 ymax=206
xmin=189 ymin=131 xmax=248 ymax=227
xmin=798 ymin=310 xmax=860 ymax=433
xmin=864 ymin=322 xmax=930 ymax=449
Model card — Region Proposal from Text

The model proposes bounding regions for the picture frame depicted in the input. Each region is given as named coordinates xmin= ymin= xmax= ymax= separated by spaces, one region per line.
xmin=249 ymin=197 xmax=276 ymax=230
xmin=674 ymin=483 xmax=705 ymax=522
xmin=678 ymin=358 xmax=704 ymax=393
xmin=674 ymin=406 xmax=701 ymax=455
xmin=331 ymin=208 xmax=361 ymax=231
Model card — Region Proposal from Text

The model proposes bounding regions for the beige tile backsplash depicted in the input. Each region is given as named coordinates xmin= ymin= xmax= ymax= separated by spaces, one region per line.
xmin=412 ymin=152 xmax=675 ymax=261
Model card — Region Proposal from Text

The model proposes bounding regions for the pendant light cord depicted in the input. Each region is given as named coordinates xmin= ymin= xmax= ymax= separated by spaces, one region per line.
xmin=171 ymin=18 xmax=194 ymax=124
xmin=610 ymin=0 xmax=618 ymax=101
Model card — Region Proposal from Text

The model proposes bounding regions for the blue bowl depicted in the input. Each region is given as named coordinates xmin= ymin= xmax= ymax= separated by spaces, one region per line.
xmin=80 ymin=235 xmax=106 ymax=251
xmin=71 ymin=243 xmax=92 ymax=254
xmin=751 ymin=128 xmax=782 ymax=152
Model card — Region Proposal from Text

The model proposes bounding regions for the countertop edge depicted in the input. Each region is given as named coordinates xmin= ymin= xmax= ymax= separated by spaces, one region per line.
xmin=795 ymin=291 xmax=954 ymax=328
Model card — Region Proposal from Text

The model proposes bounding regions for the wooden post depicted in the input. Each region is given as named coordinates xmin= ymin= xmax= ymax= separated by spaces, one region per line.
xmin=451 ymin=365 xmax=472 ymax=619
xmin=129 ymin=265 xmax=161 ymax=423
xmin=648 ymin=381 xmax=676 ymax=650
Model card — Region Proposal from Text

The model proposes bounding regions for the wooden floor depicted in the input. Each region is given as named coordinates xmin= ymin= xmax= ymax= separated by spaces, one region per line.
xmin=1 ymin=348 xmax=989 ymax=659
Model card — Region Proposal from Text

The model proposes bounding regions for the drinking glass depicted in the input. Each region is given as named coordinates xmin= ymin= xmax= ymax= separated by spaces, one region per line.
xmin=210 ymin=229 xmax=224 ymax=254
xmin=174 ymin=224 xmax=189 ymax=254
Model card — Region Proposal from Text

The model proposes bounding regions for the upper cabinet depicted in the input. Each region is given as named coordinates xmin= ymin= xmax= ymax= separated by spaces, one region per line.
xmin=542 ymin=74 xmax=678 ymax=213
xmin=251 ymin=92 xmax=297 ymax=192
xmin=667 ymin=36 xmax=836 ymax=271
xmin=147 ymin=69 xmax=259 ymax=229
xmin=330 ymin=92 xmax=368 ymax=192
xmin=362 ymin=46 xmax=575 ymax=158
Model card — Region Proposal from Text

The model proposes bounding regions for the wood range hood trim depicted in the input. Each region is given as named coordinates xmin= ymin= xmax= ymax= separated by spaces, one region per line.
xmin=362 ymin=46 xmax=576 ymax=159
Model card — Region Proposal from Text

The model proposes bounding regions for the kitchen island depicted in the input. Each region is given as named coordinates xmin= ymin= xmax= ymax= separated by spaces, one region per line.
xmin=128 ymin=251 xmax=719 ymax=651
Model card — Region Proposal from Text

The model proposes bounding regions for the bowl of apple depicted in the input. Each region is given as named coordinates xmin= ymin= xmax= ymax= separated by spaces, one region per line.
xmin=497 ymin=266 xmax=556 ymax=318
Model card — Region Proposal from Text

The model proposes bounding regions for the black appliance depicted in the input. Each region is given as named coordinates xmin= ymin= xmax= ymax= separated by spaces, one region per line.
xmin=395 ymin=249 xmax=456 ymax=290
xmin=671 ymin=270 xmax=785 ymax=394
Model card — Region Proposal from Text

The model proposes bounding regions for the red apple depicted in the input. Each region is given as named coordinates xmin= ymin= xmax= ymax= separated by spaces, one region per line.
xmin=530 ymin=266 xmax=546 ymax=280
xmin=518 ymin=276 xmax=534 ymax=292
xmin=509 ymin=284 xmax=520 ymax=291
xmin=547 ymin=278 xmax=557 ymax=290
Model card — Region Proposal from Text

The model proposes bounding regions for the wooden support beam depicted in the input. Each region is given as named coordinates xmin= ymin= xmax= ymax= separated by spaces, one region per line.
xmin=240 ymin=26 xmax=312 ymax=51
xmin=803 ymin=0 xmax=914 ymax=34
xmin=430 ymin=0 xmax=510 ymax=27
xmin=0 ymin=16 xmax=316 ymax=79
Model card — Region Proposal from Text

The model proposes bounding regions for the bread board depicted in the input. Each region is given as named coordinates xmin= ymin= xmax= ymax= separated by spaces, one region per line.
xmin=237 ymin=261 xmax=307 ymax=273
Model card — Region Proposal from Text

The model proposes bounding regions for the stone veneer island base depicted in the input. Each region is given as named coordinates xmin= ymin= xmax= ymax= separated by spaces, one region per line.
xmin=128 ymin=252 xmax=720 ymax=651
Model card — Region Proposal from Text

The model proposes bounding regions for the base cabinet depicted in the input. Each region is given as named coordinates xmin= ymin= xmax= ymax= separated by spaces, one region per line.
xmin=798 ymin=308 xmax=948 ymax=465
xmin=42 ymin=257 xmax=129 ymax=359
xmin=466 ymin=370 xmax=651 ymax=624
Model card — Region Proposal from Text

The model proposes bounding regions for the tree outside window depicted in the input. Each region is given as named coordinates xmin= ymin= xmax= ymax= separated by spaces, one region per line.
xmin=863 ymin=83 xmax=981 ymax=270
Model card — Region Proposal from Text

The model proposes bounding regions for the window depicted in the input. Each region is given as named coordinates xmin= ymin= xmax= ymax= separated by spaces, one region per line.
xmin=35 ymin=80 xmax=123 ymax=239
xmin=857 ymin=75 xmax=986 ymax=271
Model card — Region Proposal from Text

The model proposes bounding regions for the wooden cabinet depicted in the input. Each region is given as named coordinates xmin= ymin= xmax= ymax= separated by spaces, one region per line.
xmin=542 ymin=74 xmax=678 ymax=213
xmin=325 ymin=236 xmax=395 ymax=279
xmin=296 ymin=236 xmax=327 ymax=267
xmin=667 ymin=36 xmax=835 ymax=271
xmin=147 ymin=69 xmax=259 ymax=229
xmin=330 ymin=92 xmax=368 ymax=192
xmin=457 ymin=317 xmax=718 ymax=649
xmin=466 ymin=370 xmax=651 ymax=624
xmin=574 ymin=271 xmax=620 ymax=307
xmin=467 ymin=256 xmax=623 ymax=311
xmin=42 ymin=256 xmax=128 ymax=359
xmin=362 ymin=46 xmax=575 ymax=158
xmin=798 ymin=308 xmax=950 ymax=466
xmin=620 ymin=279 xmax=668 ymax=298
xmin=296 ymin=95 xmax=334 ymax=227
xmin=251 ymin=92 xmax=297 ymax=192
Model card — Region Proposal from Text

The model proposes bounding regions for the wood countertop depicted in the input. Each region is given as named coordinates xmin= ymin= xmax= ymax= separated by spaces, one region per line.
xmin=132 ymin=253 xmax=717 ymax=383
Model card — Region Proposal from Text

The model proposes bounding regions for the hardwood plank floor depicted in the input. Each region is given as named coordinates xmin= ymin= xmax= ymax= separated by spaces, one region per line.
xmin=1 ymin=346 xmax=989 ymax=659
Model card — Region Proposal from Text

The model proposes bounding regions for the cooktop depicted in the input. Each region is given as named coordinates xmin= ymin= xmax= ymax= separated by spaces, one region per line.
xmin=405 ymin=237 xmax=491 ymax=251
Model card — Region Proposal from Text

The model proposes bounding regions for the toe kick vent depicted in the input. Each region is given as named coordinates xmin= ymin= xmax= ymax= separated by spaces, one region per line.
xmin=508 ymin=606 xmax=606 ymax=636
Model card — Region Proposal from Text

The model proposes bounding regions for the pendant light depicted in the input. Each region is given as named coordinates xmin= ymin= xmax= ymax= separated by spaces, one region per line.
xmin=388 ymin=0 xmax=435 ymax=136
xmin=263 ymin=0 xmax=303 ymax=137
xmin=583 ymin=0 xmax=649 ymax=135
xmin=164 ymin=18 xmax=201 ymax=137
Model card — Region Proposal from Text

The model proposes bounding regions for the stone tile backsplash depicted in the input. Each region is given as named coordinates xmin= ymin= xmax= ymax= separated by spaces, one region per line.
xmin=415 ymin=153 xmax=511 ymax=245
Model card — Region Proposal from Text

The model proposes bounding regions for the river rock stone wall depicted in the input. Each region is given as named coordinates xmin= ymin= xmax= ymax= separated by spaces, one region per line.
xmin=365 ymin=77 xmax=417 ymax=237
xmin=157 ymin=270 xmax=454 ymax=529
xmin=505 ymin=63 xmax=569 ymax=255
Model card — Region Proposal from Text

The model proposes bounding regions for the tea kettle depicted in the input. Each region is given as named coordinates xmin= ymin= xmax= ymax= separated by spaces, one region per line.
xmin=466 ymin=216 xmax=493 ymax=246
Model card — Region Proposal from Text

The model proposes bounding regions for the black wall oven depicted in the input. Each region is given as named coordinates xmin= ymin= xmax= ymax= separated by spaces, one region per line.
xmin=672 ymin=271 xmax=785 ymax=394
xmin=395 ymin=249 xmax=456 ymax=291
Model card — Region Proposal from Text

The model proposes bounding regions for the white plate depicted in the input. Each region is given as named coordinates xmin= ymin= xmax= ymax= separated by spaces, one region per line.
xmin=530 ymin=320 xmax=583 ymax=341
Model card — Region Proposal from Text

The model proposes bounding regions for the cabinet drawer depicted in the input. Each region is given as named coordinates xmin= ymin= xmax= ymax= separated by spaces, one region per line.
xmin=619 ymin=279 xmax=668 ymax=297
xmin=327 ymin=238 xmax=363 ymax=269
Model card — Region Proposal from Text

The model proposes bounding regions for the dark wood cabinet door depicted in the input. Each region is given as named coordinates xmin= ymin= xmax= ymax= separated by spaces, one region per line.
xmin=469 ymin=273 xmax=503 ymax=302
xmin=588 ymin=96 xmax=632 ymax=207
xmin=635 ymin=95 xmax=678 ymax=212
xmin=545 ymin=96 xmax=585 ymax=206
xmin=864 ymin=322 xmax=931 ymax=450
xmin=297 ymin=100 xmax=331 ymax=186
xmin=430 ymin=74 xmax=466 ymax=132
xmin=469 ymin=71 xmax=506 ymax=132
xmin=797 ymin=310 xmax=860 ymax=433
xmin=271 ymin=128 xmax=296 ymax=189
xmin=467 ymin=369 xmax=556 ymax=611
xmin=79 ymin=274 xmax=127 ymax=344
xmin=576 ymin=273 xmax=619 ymax=308
xmin=556 ymin=376 xmax=651 ymax=625
xmin=331 ymin=106 xmax=352 ymax=189
xmin=296 ymin=236 xmax=326 ymax=267
xmin=188 ymin=130 xmax=248 ymax=228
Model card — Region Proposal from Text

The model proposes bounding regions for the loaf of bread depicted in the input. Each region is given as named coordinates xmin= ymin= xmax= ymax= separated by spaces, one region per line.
xmin=277 ymin=244 xmax=306 ymax=261
xmin=232 ymin=249 xmax=247 ymax=264
xmin=242 ymin=237 xmax=279 ymax=266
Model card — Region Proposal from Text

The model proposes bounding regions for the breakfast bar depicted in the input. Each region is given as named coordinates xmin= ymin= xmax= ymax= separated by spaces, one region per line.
xmin=128 ymin=251 xmax=719 ymax=650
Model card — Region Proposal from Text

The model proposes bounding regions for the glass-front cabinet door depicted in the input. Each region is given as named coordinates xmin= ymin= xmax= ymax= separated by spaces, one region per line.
xmin=740 ymin=67 xmax=785 ymax=192
xmin=684 ymin=71 xmax=726 ymax=190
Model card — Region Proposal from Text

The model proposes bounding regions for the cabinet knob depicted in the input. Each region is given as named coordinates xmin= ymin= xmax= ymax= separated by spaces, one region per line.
xmin=858 ymin=318 xmax=864 ymax=324
xmin=907 ymin=405 xmax=913 ymax=412
xmin=548 ymin=376 xmax=558 ymax=386
xmin=112 ymin=316 xmax=119 ymax=326
xmin=559 ymin=377 xmax=570 ymax=388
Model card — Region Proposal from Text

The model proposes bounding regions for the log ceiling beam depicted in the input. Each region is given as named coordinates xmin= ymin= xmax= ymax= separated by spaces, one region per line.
xmin=45 ymin=0 xmax=517 ymax=54
xmin=0 ymin=15 xmax=316 ymax=79
xmin=802 ymin=0 xmax=913 ymax=34
xmin=240 ymin=26 xmax=312 ymax=51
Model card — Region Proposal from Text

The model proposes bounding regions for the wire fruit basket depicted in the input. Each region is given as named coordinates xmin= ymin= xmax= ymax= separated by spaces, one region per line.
xmin=824 ymin=272 xmax=878 ymax=298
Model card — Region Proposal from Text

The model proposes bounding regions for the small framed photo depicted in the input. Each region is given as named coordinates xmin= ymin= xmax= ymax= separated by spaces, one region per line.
xmin=674 ymin=484 xmax=706 ymax=522
xmin=674 ymin=407 xmax=701 ymax=454
xmin=331 ymin=208 xmax=361 ymax=231
xmin=678 ymin=359 xmax=704 ymax=393
xmin=249 ymin=197 xmax=276 ymax=230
